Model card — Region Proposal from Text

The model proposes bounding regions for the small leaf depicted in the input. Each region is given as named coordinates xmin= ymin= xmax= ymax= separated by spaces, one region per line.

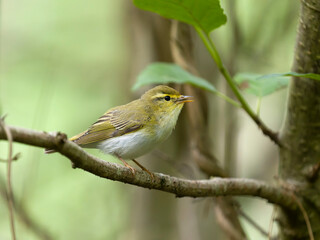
xmin=132 ymin=62 xmax=217 ymax=93
xmin=234 ymin=71 xmax=320 ymax=97
xmin=261 ymin=72 xmax=320 ymax=81
xmin=133 ymin=0 xmax=227 ymax=34
xmin=234 ymin=73 xmax=289 ymax=97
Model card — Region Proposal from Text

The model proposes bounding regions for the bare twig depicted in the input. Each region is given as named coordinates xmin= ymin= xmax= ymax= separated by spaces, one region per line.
xmin=237 ymin=208 xmax=269 ymax=238
xmin=0 ymin=176 xmax=53 ymax=240
xmin=291 ymin=193 xmax=314 ymax=240
xmin=0 ymin=153 xmax=21 ymax=162
xmin=0 ymin=118 xmax=16 ymax=240
xmin=224 ymin=0 xmax=244 ymax=176
xmin=214 ymin=199 xmax=246 ymax=240
xmin=268 ymin=207 xmax=277 ymax=240
xmin=0 ymin=125 xmax=298 ymax=210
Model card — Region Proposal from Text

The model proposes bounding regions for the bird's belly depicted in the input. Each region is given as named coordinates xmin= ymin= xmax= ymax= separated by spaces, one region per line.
xmin=97 ymin=130 xmax=157 ymax=159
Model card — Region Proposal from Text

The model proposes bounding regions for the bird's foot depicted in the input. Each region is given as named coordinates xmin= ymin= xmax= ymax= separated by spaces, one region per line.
xmin=132 ymin=159 xmax=154 ymax=179
xmin=118 ymin=156 xmax=135 ymax=175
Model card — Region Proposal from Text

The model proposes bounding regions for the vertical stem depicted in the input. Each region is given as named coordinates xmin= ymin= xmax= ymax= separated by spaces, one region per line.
xmin=224 ymin=0 xmax=241 ymax=176
xmin=256 ymin=98 xmax=262 ymax=116
xmin=0 ymin=120 xmax=17 ymax=240
xmin=195 ymin=27 xmax=281 ymax=146
xmin=0 ymin=2 xmax=15 ymax=237
xmin=195 ymin=28 xmax=255 ymax=120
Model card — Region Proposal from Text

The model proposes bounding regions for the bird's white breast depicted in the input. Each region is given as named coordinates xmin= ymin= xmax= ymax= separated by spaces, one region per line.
xmin=97 ymin=130 xmax=158 ymax=159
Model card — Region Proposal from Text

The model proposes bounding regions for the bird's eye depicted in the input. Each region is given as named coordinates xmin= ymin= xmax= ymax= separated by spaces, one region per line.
xmin=164 ymin=96 xmax=171 ymax=101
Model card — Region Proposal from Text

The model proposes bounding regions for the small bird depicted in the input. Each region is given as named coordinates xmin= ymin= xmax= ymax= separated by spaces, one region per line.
xmin=46 ymin=85 xmax=193 ymax=176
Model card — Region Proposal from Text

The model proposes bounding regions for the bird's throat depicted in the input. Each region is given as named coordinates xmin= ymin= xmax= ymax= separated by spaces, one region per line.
xmin=155 ymin=105 xmax=183 ymax=141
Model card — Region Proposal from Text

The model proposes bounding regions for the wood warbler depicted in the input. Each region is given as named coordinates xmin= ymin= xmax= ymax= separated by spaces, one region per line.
xmin=46 ymin=85 xmax=193 ymax=175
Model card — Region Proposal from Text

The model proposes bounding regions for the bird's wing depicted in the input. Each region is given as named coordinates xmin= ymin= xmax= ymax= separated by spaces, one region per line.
xmin=69 ymin=107 xmax=146 ymax=146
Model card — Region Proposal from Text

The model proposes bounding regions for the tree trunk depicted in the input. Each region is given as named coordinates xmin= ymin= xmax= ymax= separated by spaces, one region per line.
xmin=279 ymin=0 xmax=320 ymax=239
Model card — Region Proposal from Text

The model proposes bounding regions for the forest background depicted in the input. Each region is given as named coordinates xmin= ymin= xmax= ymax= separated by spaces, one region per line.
xmin=0 ymin=0 xmax=306 ymax=239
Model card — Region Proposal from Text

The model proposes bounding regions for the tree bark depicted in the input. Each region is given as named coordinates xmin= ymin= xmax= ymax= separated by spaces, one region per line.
xmin=279 ymin=0 xmax=320 ymax=239
xmin=0 ymin=125 xmax=298 ymax=209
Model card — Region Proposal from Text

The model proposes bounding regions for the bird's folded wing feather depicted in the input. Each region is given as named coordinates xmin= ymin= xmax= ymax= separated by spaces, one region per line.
xmin=69 ymin=107 xmax=146 ymax=145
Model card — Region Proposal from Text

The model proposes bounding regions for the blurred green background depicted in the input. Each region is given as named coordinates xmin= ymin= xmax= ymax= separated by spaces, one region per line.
xmin=0 ymin=0 xmax=299 ymax=239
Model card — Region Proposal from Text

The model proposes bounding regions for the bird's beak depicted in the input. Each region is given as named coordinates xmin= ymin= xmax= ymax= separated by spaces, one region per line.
xmin=176 ymin=95 xmax=194 ymax=104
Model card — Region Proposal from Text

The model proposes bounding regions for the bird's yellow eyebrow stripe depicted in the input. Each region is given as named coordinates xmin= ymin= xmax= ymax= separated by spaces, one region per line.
xmin=151 ymin=93 xmax=180 ymax=99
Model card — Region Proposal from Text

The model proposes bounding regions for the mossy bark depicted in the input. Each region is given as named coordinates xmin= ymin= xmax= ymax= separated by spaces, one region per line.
xmin=279 ymin=0 xmax=320 ymax=239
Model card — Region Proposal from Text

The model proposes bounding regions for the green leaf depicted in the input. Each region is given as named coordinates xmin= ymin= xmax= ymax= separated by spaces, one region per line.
xmin=261 ymin=72 xmax=320 ymax=81
xmin=234 ymin=71 xmax=320 ymax=97
xmin=132 ymin=62 xmax=217 ymax=93
xmin=133 ymin=0 xmax=227 ymax=34
xmin=234 ymin=73 xmax=289 ymax=97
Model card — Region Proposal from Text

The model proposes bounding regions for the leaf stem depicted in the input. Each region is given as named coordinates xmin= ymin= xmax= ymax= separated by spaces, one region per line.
xmin=256 ymin=97 xmax=262 ymax=116
xmin=195 ymin=27 xmax=282 ymax=146
xmin=215 ymin=91 xmax=241 ymax=108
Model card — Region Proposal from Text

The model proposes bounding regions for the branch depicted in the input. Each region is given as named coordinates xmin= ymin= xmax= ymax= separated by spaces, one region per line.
xmin=195 ymin=27 xmax=282 ymax=147
xmin=0 ymin=125 xmax=297 ymax=210
xmin=0 ymin=118 xmax=16 ymax=240
xmin=0 ymin=177 xmax=53 ymax=240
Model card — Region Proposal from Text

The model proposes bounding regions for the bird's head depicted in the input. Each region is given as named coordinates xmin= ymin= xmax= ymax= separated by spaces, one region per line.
xmin=140 ymin=85 xmax=193 ymax=129
xmin=141 ymin=85 xmax=193 ymax=112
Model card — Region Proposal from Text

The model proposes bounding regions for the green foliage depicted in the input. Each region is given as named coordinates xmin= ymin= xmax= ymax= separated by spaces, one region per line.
xmin=234 ymin=72 xmax=320 ymax=97
xmin=234 ymin=73 xmax=289 ymax=97
xmin=132 ymin=62 xmax=217 ymax=93
xmin=132 ymin=0 xmax=227 ymax=99
xmin=133 ymin=0 xmax=227 ymax=34
xmin=262 ymin=72 xmax=320 ymax=81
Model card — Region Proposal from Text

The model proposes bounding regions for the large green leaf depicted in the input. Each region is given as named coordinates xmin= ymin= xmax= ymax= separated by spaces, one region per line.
xmin=261 ymin=72 xmax=320 ymax=81
xmin=234 ymin=73 xmax=289 ymax=97
xmin=132 ymin=62 xmax=217 ymax=93
xmin=133 ymin=0 xmax=227 ymax=34
xmin=234 ymin=72 xmax=320 ymax=97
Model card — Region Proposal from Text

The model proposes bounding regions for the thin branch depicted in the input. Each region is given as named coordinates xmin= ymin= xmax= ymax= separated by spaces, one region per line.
xmin=291 ymin=193 xmax=314 ymax=240
xmin=0 ymin=176 xmax=53 ymax=240
xmin=0 ymin=125 xmax=298 ymax=210
xmin=0 ymin=119 xmax=16 ymax=240
xmin=0 ymin=153 xmax=20 ymax=162
xmin=194 ymin=27 xmax=282 ymax=147
xmin=237 ymin=208 xmax=269 ymax=238
xmin=214 ymin=91 xmax=241 ymax=108
xmin=268 ymin=207 xmax=277 ymax=240
xmin=213 ymin=199 xmax=245 ymax=240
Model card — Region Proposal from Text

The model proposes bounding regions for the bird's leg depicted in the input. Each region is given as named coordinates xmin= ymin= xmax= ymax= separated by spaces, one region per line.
xmin=117 ymin=156 xmax=135 ymax=175
xmin=132 ymin=159 xmax=154 ymax=179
